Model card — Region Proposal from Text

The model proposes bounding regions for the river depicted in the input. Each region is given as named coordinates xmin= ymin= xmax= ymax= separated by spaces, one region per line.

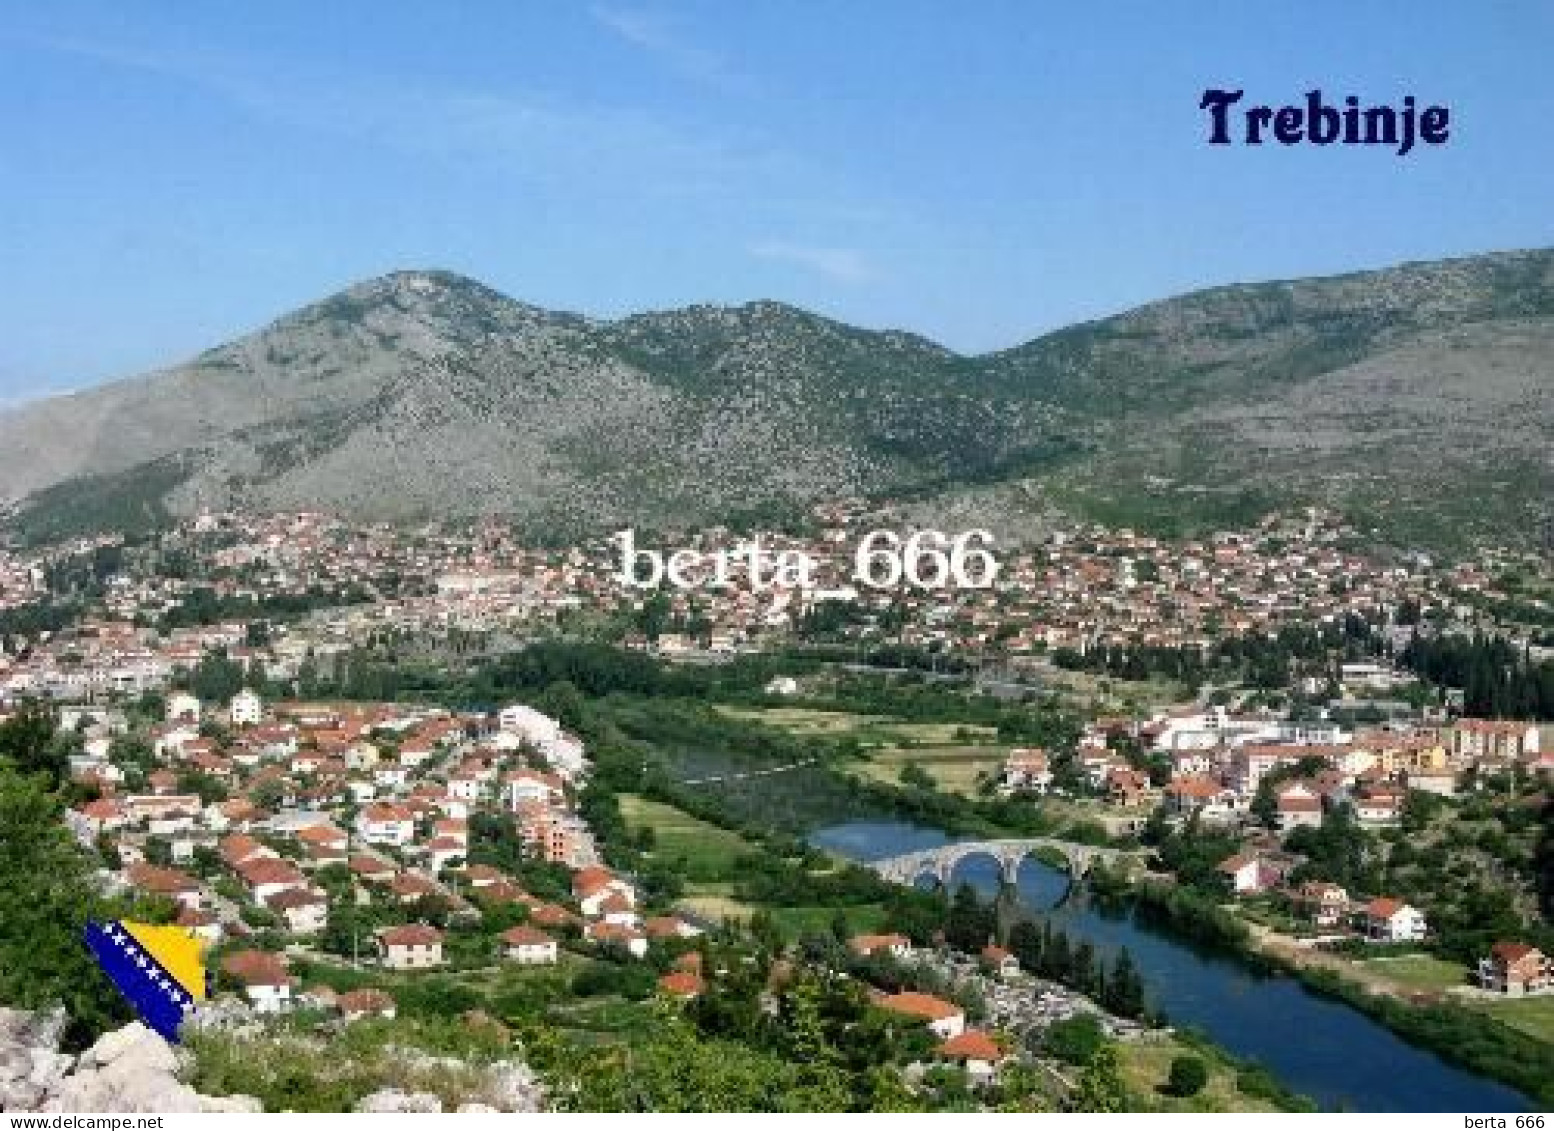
xmin=811 ymin=818 xmax=1534 ymax=1113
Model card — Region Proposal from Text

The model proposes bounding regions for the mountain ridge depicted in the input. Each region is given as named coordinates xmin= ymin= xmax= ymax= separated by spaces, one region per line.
xmin=3 ymin=248 xmax=1550 ymax=550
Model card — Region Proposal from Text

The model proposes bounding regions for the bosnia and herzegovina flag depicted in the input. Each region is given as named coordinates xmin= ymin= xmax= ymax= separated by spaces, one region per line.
xmin=84 ymin=920 xmax=208 ymax=1043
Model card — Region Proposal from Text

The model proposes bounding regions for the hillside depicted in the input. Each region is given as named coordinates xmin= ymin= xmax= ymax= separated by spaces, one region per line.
xmin=2 ymin=249 xmax=1550 ymax=550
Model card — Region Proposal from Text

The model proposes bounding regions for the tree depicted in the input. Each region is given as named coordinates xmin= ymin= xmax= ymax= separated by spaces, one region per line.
xmin=945 ymin=883 xmax=994 ymax=953
xmin=1166 ymin=1054 xmax=1208 ymax=1097
xmin=1538 ymin=795 xmax=1554 ymax=921
xmin=0 ymin=706 xmax=65 ymax=787
xmin=189 ymin=650 xmax=245 ymax=702
xmin=0 ymin=768 xmax=131 ymax=1048
xmin=1103 ymin=948 xmax=1145 ymax=1019
xmin=177 ymin=770 xmax=229 ymax=805
xmin=829 ymin=909 xmax=851 ymax=945
xmin=250 ymin=779 xmax=285 ymax=812
xmin=1042 ymin=1014 xmax=1105 ymax=1066
xmin=1008 ymin=919 xmax=1043 ymax=973
xmin=1071 ymin=1042 xmax=1129 ymax=1112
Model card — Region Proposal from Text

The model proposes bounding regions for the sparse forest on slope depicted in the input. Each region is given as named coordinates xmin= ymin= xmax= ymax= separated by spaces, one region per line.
xmin=2 ymin=249 xmax=1551 ymax=550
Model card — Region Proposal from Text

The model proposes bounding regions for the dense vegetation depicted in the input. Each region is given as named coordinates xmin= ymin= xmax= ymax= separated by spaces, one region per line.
xmin=1398 ymin=632 xmax=1554 ymax=719
xmin=0 ymin=710 xmax=174 ymax=1048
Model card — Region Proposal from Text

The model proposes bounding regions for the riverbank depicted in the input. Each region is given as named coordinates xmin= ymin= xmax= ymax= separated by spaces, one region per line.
xmin=817 ymin=817 xmax=1536 ymax=1111
xmin=1125 ymin=880 xmax=1553 ymax=1109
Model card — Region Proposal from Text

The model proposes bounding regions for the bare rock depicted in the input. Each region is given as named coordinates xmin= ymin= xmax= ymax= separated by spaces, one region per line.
xmin=1 ymin=1079 xmax=46 ymax=1111
xmin=485 ymin=1060 xmax=546 ymax=1113
xmin=356 ymin=1089 xmax=445 ymax=1113
xmin=0 ymin=1009 xmax=261 ymax=1114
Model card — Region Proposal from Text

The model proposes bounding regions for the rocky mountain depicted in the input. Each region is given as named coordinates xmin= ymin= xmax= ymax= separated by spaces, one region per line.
xmin=2 ymin=249 xmax=1551 ymax=550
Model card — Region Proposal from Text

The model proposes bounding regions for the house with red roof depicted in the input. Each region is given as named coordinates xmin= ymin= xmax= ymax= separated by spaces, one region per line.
xmin=1001 ymin=748 xmax=1052 ymax=793
xmin=530 ymin=902 xmax=580 ymax=930
xmin=658 ymin=971 xmax=704 ymax=999
xmin=980 ymin=944 xmax=1019 ymax=979
xmin=1360 ymin=897 xmax=1427 ymax=942
xmin=338 ymin=988 xmax=398 ymax=1021
xmin=349 ymin=854 xmax=396 ymax=884
xmin=937 ymin=1029 xmax=1007 ymax=1085
xmin=573 ymin=867 xmax=635 ymax=917
xmin=125 ymin=862 xmax=205 ymax=912
xmin=266 ymin=888 xmax=328 ymax=935
xmin=500 ymin=926 xmax=559 ymax=965
xmin=877 ymin=991 xmax=966 ymax=1039
xmin=1165 ymin=776 xmax=1240 ymax=821
xmin=378 ymin=924 xmax=445 ymax=969
xmin=643 ymin=915 xmax=701 ymax=942
xmin=71 ymin=798 xmax=127 ymax=838
xmin=356 ymin=802 xmax=415 ymax=846
xmin=583 ymin=920 xmax=647 ymax=958
xmin=236 ymin=856 xmax=308 ymax=903
xmin=221 ymin=950 xmax=293 ymax=1013
xmin=1292 ymin=881 xmax=1350 ymax=928
xmin=1274 ymin=782 xmax=1325 ymax=831
xmin=1217 ymin=852 xmax=1279 ymax=896
xmin=1477 ymin=943 xmax=1552 ymax=996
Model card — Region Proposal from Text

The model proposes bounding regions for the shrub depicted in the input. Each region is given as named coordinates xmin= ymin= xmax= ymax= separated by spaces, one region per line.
xmin=1166 ymin=1054 xmax=1208 ymax=1097
xmin=1041 ymin=1014 xmax=1106 ymax=1066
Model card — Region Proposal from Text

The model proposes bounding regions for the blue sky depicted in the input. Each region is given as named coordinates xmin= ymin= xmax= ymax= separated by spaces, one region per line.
xmin=2 ymin=1 xmax=1552 ymax=395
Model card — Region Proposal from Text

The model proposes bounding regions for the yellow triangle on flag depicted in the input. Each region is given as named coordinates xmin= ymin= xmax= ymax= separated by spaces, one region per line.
xmin=122 ymin=921 xmax=208 ymax=1002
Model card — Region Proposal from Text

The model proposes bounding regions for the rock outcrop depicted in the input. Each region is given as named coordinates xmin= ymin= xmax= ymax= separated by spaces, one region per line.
xmin=0 ymin=1009 xmax=260 ymax=1113
xmin=1 ymin=1007 xmax=547 ymax=1113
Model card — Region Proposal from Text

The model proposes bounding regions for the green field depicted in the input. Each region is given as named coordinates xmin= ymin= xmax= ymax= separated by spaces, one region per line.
xmin=1358 ymin=954 xmax=1471 ymax=994
xmin=765 ymin=903 xmax=887 ymax=941
xmin=713 ymin=704 xmax=1005 ymax=798
xmin=714 ymin=706 xmax=886 ymax=734
xmin=1115 ymin=1035 xmax=1282 ymax=1113
xmin=854 ymin=745 xmax=1005 ymax=796
xmin=1473 ymin=994 xmax=1554 ymax=1043
xmin=714 ymin=705 xmax=996 ymax=746
xmin=549 ymin=997 xmax=663 ymax=1043
xmin=618 ymin=794 xmax=758 ymax=880
xmin=675 ymin=890 xmax=887 ymax=943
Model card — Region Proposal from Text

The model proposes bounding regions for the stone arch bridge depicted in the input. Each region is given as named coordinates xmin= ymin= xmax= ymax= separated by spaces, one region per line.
xmin=867 ymin=838 xmax=1143 ymax=888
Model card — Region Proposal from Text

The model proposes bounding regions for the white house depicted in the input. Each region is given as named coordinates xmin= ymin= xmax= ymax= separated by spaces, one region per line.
xmin=1275 ymin=783 xmax=1324 ymax=831
xmin=500 ymin=926 xmax=559 ymax=965
xmin=1001 ymin=748 xmax=1052 ymax=793
xmin=849 ymin=933 xmax=913 ymax=960
xmin=879 ymin=992 xmax=966 ymax=1039
xmin=502 ymin=768 xmax=564 ymax=808
xmin=498 ymin=704 xmax=562 ymax=744
xmin=221 ymin=951 xmax=292 ymax=1013
xmin=574 ymin=867 xmax=636 ymax=917
xmin=374 ymin=763 xmax=411 ymax=792
xmin=165 ymin=692 xmax=202 ymax=723
xmin=1362 ymin=898 xmax=1427 ymax=942
xmin=356 ymin=803 xmax=415 ymax=847
xmin=1217 ymin=853 xmax=1271 ymax=895
xmin=379 ymin=925 xmax=445 ymax=969
xmin=938 ymin=1030 xmax=1007 ymax=1087
xmin=446 ymin=772 xmax=485 ymax=803
xmin=266 ymin=889 xmax=329 ymax=935
xmin=229 ymin=689 xmax=263 ymax=727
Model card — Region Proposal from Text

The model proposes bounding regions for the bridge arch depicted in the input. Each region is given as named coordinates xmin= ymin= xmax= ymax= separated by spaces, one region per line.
xmin=868 ymin=838 xmax=1136 ymax=891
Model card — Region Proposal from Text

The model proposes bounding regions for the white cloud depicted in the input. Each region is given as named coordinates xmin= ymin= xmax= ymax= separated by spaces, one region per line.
xmin=588 ymin=6 xmax=741 ymax=88
xmin=749 ymin=241 xmax=877 ymax=284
